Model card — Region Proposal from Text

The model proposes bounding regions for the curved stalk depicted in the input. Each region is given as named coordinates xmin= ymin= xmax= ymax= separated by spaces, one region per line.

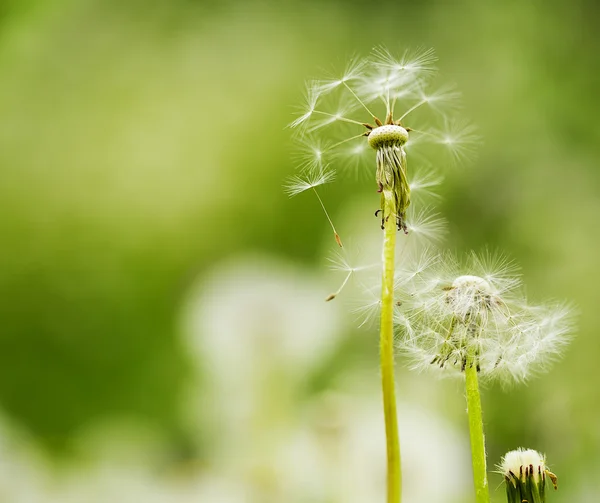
xmin=380 ymin=194 xmax=401 ymax=503
xmin=465 ymin=358 xmax=490 ymax=503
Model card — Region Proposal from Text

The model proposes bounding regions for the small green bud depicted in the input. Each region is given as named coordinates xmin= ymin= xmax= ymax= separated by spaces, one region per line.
xmin=500 ymin=448 xmax=558 ymax=503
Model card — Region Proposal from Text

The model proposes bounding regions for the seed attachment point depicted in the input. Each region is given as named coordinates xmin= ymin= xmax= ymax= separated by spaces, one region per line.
xmin=367 ymin=125 xmax=409 ymax=150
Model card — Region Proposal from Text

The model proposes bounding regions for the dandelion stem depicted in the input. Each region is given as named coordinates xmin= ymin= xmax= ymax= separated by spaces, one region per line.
xmin=379 ymin=194 xmax=401 ymax=503
xmin=465 ymin=356 xmax=490 ymax=503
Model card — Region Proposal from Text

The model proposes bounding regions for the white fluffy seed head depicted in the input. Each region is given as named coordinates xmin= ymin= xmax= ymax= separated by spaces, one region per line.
xmin=446 ymin=275 xmax=496 ymax=322
xmin=367 ymin=125 xmax=409 ymax=149
xmin=395 ymin=252 xmax=576 ymax=383
xmin=451 ymin=275 xmax=493 ymax=293
xmin=289 ymin=47 xmax=477 ymax=193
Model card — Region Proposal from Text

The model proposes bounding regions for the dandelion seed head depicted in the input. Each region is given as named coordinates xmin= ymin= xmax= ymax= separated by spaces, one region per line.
xmin=396 ymin=253 xmax=576 ymax=383
xmin=289 ymin=47 xmax=475 ymax=232
xmin=452 ymin=275 xmax=494 ymax=295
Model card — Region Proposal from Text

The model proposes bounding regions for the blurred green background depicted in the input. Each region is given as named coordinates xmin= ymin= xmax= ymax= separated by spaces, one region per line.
xmin=0 ymin=0 xmax=598 ymax=501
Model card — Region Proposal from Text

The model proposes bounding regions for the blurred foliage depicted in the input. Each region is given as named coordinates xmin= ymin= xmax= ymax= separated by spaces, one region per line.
xmin=0 ymin=0 xmax=598 ymax=500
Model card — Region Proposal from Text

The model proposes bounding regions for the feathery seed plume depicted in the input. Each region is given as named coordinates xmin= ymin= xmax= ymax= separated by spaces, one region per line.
xmin=395 ymin=252 xmax=575 ymax=383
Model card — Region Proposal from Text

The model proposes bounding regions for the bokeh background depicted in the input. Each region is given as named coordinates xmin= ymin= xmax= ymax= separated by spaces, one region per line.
xmin=0 ymin=0 xmax=598 ymax=501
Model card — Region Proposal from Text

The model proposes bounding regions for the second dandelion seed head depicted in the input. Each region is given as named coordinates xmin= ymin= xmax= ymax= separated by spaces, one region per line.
xmin=396 ymin=253 xmax=575 ymax=382
xmin=446 ymin=274 xmax=496 ymax=317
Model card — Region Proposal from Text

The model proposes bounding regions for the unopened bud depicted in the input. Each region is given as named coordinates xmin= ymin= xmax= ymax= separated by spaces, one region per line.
xmin=500 ymin=448 xmax=557 ymax=503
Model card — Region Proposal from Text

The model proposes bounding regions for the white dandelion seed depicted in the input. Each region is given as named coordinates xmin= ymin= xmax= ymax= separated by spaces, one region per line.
xmin=353 ymin=283 xmax=382 ymax=328
xmin=290 ymin=136 xmax=330 ymax=172
xmin=284 ymin=164 xmax=342 ymax=247
xmin=289 ymin=80 xmax=321 ymax=130
xmin=394 ymin=248 xmax=440 ymax=290
xmin=325 ymin=248 xmax=378 ymax=302
xmin=316 ymin=55 xmax=369 ymax=95
xmin=395 ymin=252 xmax=576 ymax=383
xmin=351 ymin=249 xmax=439 ymax=329
xmin=407 ymin=167 xmax=443 ymax=202
xmin=404 ymin=83 xmax=462 ymax=118
xmin=433 ymin=118 xmax=481 ymax=165
xmin=403 ymin=206 xmax=447 ymax=243
xmin=372 ymin=46 xmax=438 ymax=77
xmin=283 ymin=167 xmax=335 ymax=198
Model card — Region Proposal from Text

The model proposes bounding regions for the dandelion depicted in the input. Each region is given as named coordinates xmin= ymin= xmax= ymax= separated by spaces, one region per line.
xmin=288 ymin=47 xmax=478 ymax=235
xmin=287 ymin=48 xmax=475 ymax=503
xmin=498 ymin=448 xmax=558 ymax=503
xmin=395 ymin=251 xmax=575 ymax=503
xmin=397 ymin=251 xmax=574 ymax=382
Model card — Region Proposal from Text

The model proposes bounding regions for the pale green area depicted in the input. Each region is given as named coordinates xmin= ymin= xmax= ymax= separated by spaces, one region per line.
xmin=0 ymin=0 xmax=598 ymax=501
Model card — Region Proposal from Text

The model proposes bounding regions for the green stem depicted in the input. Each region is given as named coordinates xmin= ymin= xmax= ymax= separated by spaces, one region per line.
xmin=379 ymin=194 xmax=401 ymax=503
xmin=465 ymin=359 xmax=490 ymax=503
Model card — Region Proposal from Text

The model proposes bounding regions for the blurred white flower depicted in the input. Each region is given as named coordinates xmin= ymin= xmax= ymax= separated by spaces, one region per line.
xmin=0 ymin=419 xmax=50 ymax=503
xmin=182 ymin=255 xmax=342 ymax=384
xmin=305 ymin=380 xmax=472 ymax=503
xmin=395 ymin=251 xmax=575 ymax=383
xmin=180 ymin=255 xmax=344 ymax=478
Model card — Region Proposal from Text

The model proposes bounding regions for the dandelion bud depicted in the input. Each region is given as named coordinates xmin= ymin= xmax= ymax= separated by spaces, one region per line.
xmin=499 ymin=448 xmax=558 ymax=503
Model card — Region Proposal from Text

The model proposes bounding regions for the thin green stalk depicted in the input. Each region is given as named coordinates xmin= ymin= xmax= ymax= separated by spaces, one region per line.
xmin=379 ymin=194 xmax=401 ymax=503
xmin=465 ymin=358 xmax=490 ymax=503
